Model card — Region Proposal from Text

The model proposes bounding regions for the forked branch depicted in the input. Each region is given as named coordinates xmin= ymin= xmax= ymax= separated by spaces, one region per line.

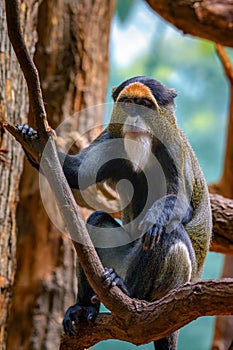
xmin=3 ymin=0 xmax=129 ymax=317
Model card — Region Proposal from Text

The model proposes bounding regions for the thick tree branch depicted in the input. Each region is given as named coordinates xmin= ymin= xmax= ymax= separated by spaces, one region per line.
xmin=146 ymin=0 xmax=233 ymax=47
xmin=60 ymin=279 xmax=233 ymax=349
xmin=210 ymin=193 xmax=233 ymax=254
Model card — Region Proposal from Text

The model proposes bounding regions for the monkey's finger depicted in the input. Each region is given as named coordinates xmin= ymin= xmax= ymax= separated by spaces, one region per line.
xmin=63 ymin=319 xmax=77 ymax=337
xmin=142 ymin=226 xmax=161 ymax=250
xmin=102 ymin=267 xmax=117 ymax=286
xmin=103 ymin=272 xmax=117 ymax=287
xmin=142 ymin=232 xmax=152 ymax=250
xmin=156 ymin=227 xmax=163 ymax=242
xmin=114 ymin=277 xmax=130 ymax=296
xmin=63 ymin=306 xmax=79 ymax=336
xmin=21 ymin=124 xmax=29 ymax=137
xmin=102 ymin=267 xmax=114 ymax=280
xmin=27 ymin=127 xmax=38 ymax=139
xmin=150 ymin=227 xmax=162 ymax=249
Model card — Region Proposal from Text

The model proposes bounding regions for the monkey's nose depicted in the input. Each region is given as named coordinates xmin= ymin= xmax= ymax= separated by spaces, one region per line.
xmin=129 ymin=105 xmax=141 ymax=118
xmin=127 ymin=115 xmax=140 ymax=125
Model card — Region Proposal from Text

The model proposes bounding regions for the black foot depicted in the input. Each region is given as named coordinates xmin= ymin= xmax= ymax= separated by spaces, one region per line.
xmin=17 ymin=124 xmax=38 ymax=140
xmin=63 ymin=302 xmax=99 ymax=336
xmin=102 ymin=267 xmax=129 ymax=296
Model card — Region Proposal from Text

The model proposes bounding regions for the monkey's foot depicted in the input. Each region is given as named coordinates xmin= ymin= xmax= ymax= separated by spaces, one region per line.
xmin=17 ymin=124 xmax=38 ymax=140
xmin=102 ymin=267 xmax=129 ymax=296
xmin=63 ymin=302 xmax=99 ymax=336
xmin=141 ymin=225 xmax=163 ymax=250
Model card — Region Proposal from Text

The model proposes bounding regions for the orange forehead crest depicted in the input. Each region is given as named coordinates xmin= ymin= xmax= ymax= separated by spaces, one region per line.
xmin=116 ymin=82 xmax=159 ymax=108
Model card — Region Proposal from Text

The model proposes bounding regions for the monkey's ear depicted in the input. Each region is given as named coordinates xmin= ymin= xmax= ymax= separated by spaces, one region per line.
xmin=168 ymin=88 xmax=178 ymax=99
xmin=112 ymin=86 xmax=118 ymax=101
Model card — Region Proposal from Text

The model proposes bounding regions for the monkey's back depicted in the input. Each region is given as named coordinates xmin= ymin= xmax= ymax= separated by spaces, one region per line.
xmin=180 ymin=130 xmax=212 ymax=279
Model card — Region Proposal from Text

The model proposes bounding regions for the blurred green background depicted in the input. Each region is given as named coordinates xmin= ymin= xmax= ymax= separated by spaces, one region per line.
xmin=95 ymin=0 xmax=231 ymax=348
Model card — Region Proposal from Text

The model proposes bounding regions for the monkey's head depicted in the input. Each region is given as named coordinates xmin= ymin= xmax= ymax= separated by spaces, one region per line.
xmin=108 ymin=76 xmax=178 ymax=172
xmin=108 ymin=76 xmax=177 ymax=139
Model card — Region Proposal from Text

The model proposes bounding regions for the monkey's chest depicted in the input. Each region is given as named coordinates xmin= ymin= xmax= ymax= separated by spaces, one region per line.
xmin=117 ymin=168 xmax=167 ymax=227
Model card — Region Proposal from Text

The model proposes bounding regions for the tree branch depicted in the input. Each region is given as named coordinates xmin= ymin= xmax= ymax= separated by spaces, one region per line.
xmin=213 ymin=44 xmax=233 ymax=202
xmin=5 ymin=0 xmax=48 ymax=134
xmin=216 ymin=44 xmax=233 ymax=84
xmin=146 ymin=0 xmax=233 ymax=47
xmin=60 ymin=279 xmax=233 ymax=349
xmin=210 ymin=193 xmax=233 ymax=254
xmin=3 ymin=0 xmax=130 ymax=319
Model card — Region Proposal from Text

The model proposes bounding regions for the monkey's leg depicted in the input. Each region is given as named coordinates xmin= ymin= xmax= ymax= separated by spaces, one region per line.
xmin=153 ymin=333 xmax=179 ymax=350
xmin=63 ymin=210 xmax=132 ymax=336
xmin=125 ymin=224 xmax=196 ymax=350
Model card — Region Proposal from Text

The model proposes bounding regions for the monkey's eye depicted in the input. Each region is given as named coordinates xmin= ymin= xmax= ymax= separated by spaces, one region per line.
xmin=138 ymin=98 xmax=155 ymax=109
xmin=118 ymin=97 xmax=133 ymax=105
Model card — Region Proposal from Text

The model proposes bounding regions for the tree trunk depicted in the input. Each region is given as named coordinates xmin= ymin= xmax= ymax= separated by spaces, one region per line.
xmin=0 ymin=1 xmax=38 ymax=349
xmin=5 ymin=1 xmax=115 ymax=350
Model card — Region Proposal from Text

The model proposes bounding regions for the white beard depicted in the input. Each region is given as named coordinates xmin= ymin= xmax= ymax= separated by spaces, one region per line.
xmin=124 ymin=134 xmax=152 ymax=173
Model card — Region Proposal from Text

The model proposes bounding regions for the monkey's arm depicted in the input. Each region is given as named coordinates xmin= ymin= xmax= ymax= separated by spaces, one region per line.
xmin=139 ymin=195 xmax=193 ymax=250
xmin=57 ymin=129 xmax=114 ymax=189
xmin=17 ymin=124 xmax=114 ymax=190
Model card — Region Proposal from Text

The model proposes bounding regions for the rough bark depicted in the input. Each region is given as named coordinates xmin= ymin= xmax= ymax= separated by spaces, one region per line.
xmin=0 ymin=1 xmax=38 ymax=349
xmin=210 ymin=193 xmax=233 ymax=254
xmin=5 ymin=1 xmax=115 ymax=350
xmin=60 ymin=279 xmax=233 ymax=350
xmin=146 ymin=0 xmax=233 ymax=47
xmin=212 ymin=256 xmax=233 ymax=350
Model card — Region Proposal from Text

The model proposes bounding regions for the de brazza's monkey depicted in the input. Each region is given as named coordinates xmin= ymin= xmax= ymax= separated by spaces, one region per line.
xmin=18 ymin=76 xmax=212 ymax=350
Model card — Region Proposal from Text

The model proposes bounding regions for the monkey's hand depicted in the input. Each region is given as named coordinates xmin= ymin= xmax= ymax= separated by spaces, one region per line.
xmin=17 ymin=124 xmax=40 ymax=170
xmin=139 ymin=195 xmax=177 ymax=250
xmin=17 ymin=123 xmax=38 ymax=141
xmin=63 ymin=301 xmax=100 ymax=336
xmin=102 ymin=267 xmax=130 ymax=296
xmin=140 ymin=224 xmax=164 ymax=250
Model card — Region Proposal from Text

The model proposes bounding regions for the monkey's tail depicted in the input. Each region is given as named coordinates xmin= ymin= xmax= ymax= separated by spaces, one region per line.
xmin=153 ymin=331 xmax=178 ymax=350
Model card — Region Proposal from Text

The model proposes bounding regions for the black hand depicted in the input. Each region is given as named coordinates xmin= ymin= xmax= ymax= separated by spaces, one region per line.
xmin=16 ymin=124 xmax=40 ymax=170
xmin=17 ymin=124 xmax=38 ymax=140
xmin=141 ymin=225 xmax=163 ymax=250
